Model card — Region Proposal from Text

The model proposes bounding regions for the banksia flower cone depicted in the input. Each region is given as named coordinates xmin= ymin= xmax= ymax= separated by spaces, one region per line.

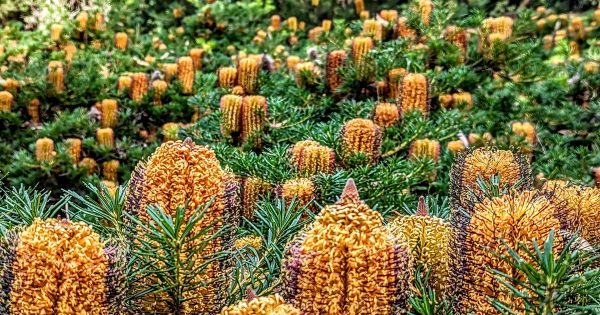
xmin=279 ymin=178 xmax=316 ymax=212
xmin=103 ymin=160 xmax=120 ymax=182
xmin=280 ymin=178 xmax=412 ymax=313
xmin=152 ymin=80 xmax=168 ymax=105
xmin=447 ymin=140 xmax=466 ymax=153
xmin=351 ymin=36 xmax=374 ymax=70
xmin=177 ymin=56 xmax=195 ymax=94
xmin=286 ymin=17 xmax=298 ymax=31
xmin=65 ymin=138 xmax=82 ymax=164
xmin=130 ymin=72 xmax=149 ymax=102
xmin=271 ymin=15 xmax=281 ymax=29
xmin=101 ymin=180 xmax=118 ymax=198
xmin=114 ymin=32 xmax=128 ymax=49
xmin=79 ymin=157 xmax=97 ymax=174
xmin=220 ymin=94 xmax=243 ymax=139
xmin=77 ymin=12 xmax=88 ymax=31
xmin=189 ymin=48 xmax=204 ymax=70
xmin=340 ymin=118 xmax=381 ymax=164
xmin=380 ymin=9 xmax=398 ymax=23
xmin=511 ymin=121 xmax=536 ymax=145
xmin=453 ymin=92 xmax=473 ymax=108
xmin=3 ymin=78 xmax=19 ymax=93
xmin=218 ymin=67 xmax=238 ymax=88
xmin=326 ymin=50 xmax=346 ymax=93
xmin=63 ymin=44 xmax=77 ymax=63
xmin=35 ymin=137 xmax=55 ymax=162
xmin=394 ymin=17 xmax=417 ymax=40
xmin=388 ymin=196 xmax=451 ymax=294
xmin=399 ymin=73 xmax=430 ymax=117
xmin=387 ymin=68 xmax=406 ymax=100
xmin=354 ymin=0 xmax=364 ymax=14
xmin=241 ymin=96 xmax=267 ymax=147
xmin=238 ymin=57 xmax=260 ymax=94
xmin=242 ymin=177 xmax=273 ymax=219
xmin=27 ymin=98 xmax=40 ymax=123
xmin=0 ymin=91 xmax=13 ymax=112
xmin=450 ymin=191 xmax=562 ymax=314
xmin=47 ymin=61 xmax=65 ymax=93
xmin=373 ymin=102 xmax=400 ymax=128
xmin=163 ymin=63 xmax=178 ymax=83
xmin=162 ymin=122 xmax=179 ymax=141
xmin=117 ymin=75 xmax=132 ymax=93
xmin=445 ymin=26 xmax=468 ymax=62
xmin=294 ymin=62 xmax=321 ymax=88
xmin=409 ymin=139 xmax=441 ymax=162
xmin=286 ymin=56 xmax=301 ymax=70
xmin=220 ymin=293 xmax=299 ymax=315
xmin=97 ymin=127 xmax=115 ymax=149
xmin=288 ymin=140 xmax=335 ymax=176
xmin=100 ymin=99 xmax=118 ymax=128
xmin=50 ymin=23 xmax=63 ymax=41
xmin=362 ymin=20 xmax=383 ymax=41
xmin=0 ymin=218 xmax=126 ymax=314
xmin=418 ymin=0 xmax=434 ymax=26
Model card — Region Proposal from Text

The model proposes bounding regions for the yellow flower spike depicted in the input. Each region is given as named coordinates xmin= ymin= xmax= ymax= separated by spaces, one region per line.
xmin=308 ymin=27 xmax=325 ymax=43
xmin=163 ymin=63 xmax=178 ymax=83
xmin=380 ymin=9 xmax=399 ymax=23
xmin=340 ymin=118 xmax=381 ymax=164
xmin=101 ymin=180 xmax=118 ymax=197
xmin=271 ymin=15 xmax=281 ymax=29
xmin=152 ymin=80 xmax=168 ymax=105
xmin=419 ymin=0 xmax=434 ymax=26
xmin=351 ymin=36 xmax=374 ymax=69
xmin=100 ymin=99 xmax=118 ymax=128
xmin=242 ymin=177 xmax=273 ymax=218
xmin=177 ymin=56 xmax=195 ymax=95
xmin=286 ymin=17 xmax=298 ymax=31
xmin=362 ymin=19 xmax=383 ymax=41
xmin=35 ymin=137 xmax=55 ymax=162
xmin=162 ymin=122 xmax=179 ymax=141
xmin=288 ymin=140 xmax=335 ymax=176
xmin=387 ymin=67 xmax=406 ymax=100
xmin=114 ymin=32 xmax=128 ymax=49
xmin=399 ymin=73 xmax=430 ymax=117
xmin=286 ymin=55 xmax=301 ymax=70
xmin=394 ymin=17 xmax=417 ymax=40
xmin=117 ymin=75 xmax=132 ymax=93
xmin=237 ymin=57 xmax=260 ymax=95
xmin=322 ymin=19 xmax=332 ymax=32
xmin=130 ymin=72 xmax=149 ymax=102
xmin=217 ymin=67 xmax=238 ymax=88
xmin=280 ymin=178 xmax=316 ymax=212
xmin=27 ymin=98 xmax=40 ymax=123
xmin=511 ymin=121 xmax=536 ymax=145
xmin=0 ymin=90 xmax=13 ymax=112
xmin=452 ymin=92 xmax=473 ymax=108
xmin=311 ymin=0 xmax=319 ymax=6
xmin=373 ymin=102 xmax=400 ymax=128
xmin=50 ymin=23 xmax=63 ymax=41
xmin=359 ymin=10 xmax=370 ymax=20
xmin=102 ymin=160 xmax=120 ymax=182
xmin=241 ymin=96 xmax=267 ymax=147
xmin=220 ymin=293 xmax=299 ymax=315
xmin=96 ymin=127 xmax=115 ymax=149
xmin=94 ymin=12 xmax=105 ymax=30
xmin=447 ymin=140 xmax=466 ymax=153
xmin=65 ymin=138 xmax=82 ymax=164
xmin=438 ymin=94 xmax=454 ymax=109
xmin=63 ymin=43 xmax=77 ymax=63
xmin=354 ymin=0 xmax=365 ymax=14
xmin=482 ymin=16 xmax=513 ymax=39
xmin=76 ymin=11 xmax=89 ymax=31
xmin=219 ymin=94 xmax=243 ymax=139
xmin=232 ymin=85 xmax=245 ymax=95
xmin=173 ymin=8 xmax=183 ymax=18
xmin=79 ymin=157 xmax=97 ymax=175
xmin=47 ymin=61 xmax=65 ymax=93
xmin=189 ymin=48 xmax=204 ymax=70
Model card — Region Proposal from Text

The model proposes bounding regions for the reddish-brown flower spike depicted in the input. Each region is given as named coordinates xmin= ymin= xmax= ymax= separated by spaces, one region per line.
xmin=97 ymin=127 xmax=115 ymax=149
xmin=177 ymin=56 xmax=195 ymax=95
xmin=241 ymin=96 xmax=267 ymax=147
xmin=114 ymin=32 xmax=128 ymax=49
xmin=219 ymin=95 xmax=243 ymax=139
xmin=340 ymin=118 xmax=382 ymax=164
xmin=35 ymin=138 xmax=55 ymax=162
xmin=65 ymin=138 xmax=82 ymax=164
xmin=399 ymin=73 xmax=430 ymax=117
xmin=47 ymin=61 xmax=65 ymax=93
xmin=152 ymin=80 xmax=168 ymax=105
xmin=189 ymin=48 xmax=204 ymax=70
xmin=100 ymin=99 xmax=118 ymax=128
xmin=326 ymin=50 xmax=346 ymax=93
xmin=237 ymin=57 xmax=260 ymax=94
xmin=130 ymin=72 xmax=149 ymax=102
xmin=0 ymin=91 xmax=13 ymax=112
xmin=373 ymin=102 xmax=400 ymax=128
xmin=288 ymin=140 xmax=336 ymax=176
xmin=163 ymin=63 xmax=178 ymax=83
xmin=217 ymin=67 xmax=238 ymax=88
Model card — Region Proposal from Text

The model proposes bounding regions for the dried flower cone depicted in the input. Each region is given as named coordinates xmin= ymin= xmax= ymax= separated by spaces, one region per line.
xmin=162 ymin=122 xmax=179 ymax=141
xmin=280 ymin=179 xmax=413 ymax=314
xmin=114 ymin=32 xmax=128 ymax=49
xmin=340 ymin=118 xmax=381 ymax=164
xmin=65 ymin=138 xmax=82 ymax=164
xmin=163 ymin=63 xmax=178 ymax=83
xmin=241 ymin=96 xmax=267 ymax=147
xmin=35 ymin=138 xmax=55 ymax=162
xmin=288 ymin=140 xmax=335 ymax=176
xmin=218 ymin=67 xmax=238 ymax=88
xmin=373 ymin=102 xmax=400 ymax=128
xmin=387 ymin=68 xmax=406 ymax=100
xmin=130 ymin=73 xmax=149 ymax=102
xmin=220 ymin=95 xmax=243 ymax=138
xmin=100 ymin=99 xmax=118 ymax=128
xmin=152 ymin=80 xmax=168 ymax=105
xmin=220 ymin=293 xmax=299 ymax=315
xmin=102 ymin=160 xmax=120 ymax=182
xmin=351 ymin=36 xmax=374 ymax=69
xmin=97 ymin=127 xmax=115 ymax=149
xmin=238 ymin=57 xmax=260 ymax=95
xmin=189 ymin=48 xmax=204 ymax=70
xmin=1 ymin=218 xmax=125 ymax=314
xmin=242 ymin=177 xmax=273 ymax=218
xmin=48 ymin=61 xmax=65 ymax=93
xmin=326 ymin=50 xmax=346 ymax=93
xmin=27 ymin=98 xmax=40 ymax=123
xmin=400 ymin=73 xmax=430 ymax=117
xmin=117 ymin=76 xmax=132 ymax=93
xmin=177 ymin=56 xmax=195 ymax=95
xmin=0 ymin=91 xmax=13 ymax=112
xmin=50 ymin=24 xmax=63 ymax=41
xmin=388 ymin=197 xmax=451 ymax=295
xmin=452 ymin=191 xmax=562 ymax=314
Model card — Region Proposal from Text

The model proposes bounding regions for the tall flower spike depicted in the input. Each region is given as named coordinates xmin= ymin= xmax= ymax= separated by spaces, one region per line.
xmin=237 ymin=57 xmax=260 ymax=95
xmin=280 ymin=178 xmax=412 ymax=314
xmin=399 ymin=73 xmax=430 ymax=117
xmin=114 ymin=32 xmax=128 ymax=49
xmin=340 ymin=118 xmax=381 ymax=164
xmin=130 ymin=72 xmax=149 ymax=102
xmin=97 ymin=127 xmax=115 ymax=149
xmin=152 ymin=80 xmax=168 ymax=105
xmin=0 ymin=91 xmax=13 ymax=112
xmin=94 ymin=12 xmax=105 ymax=30
xmin=362 ymin=19 xmax=383 ymax=41
xmin=271 ymin=15 xmax=281 ymax=29
xmin=218 ymin=67 xmax=238 ymax=88
xmin=279 ymin=178 xmax=316 ymax=213
xmin=100 ymin=99 xmax=118 ymax=128
xmin=409 ymin=139 xmax=441 ymax=162
xmin=79 ymin=157 xmax=97 ymax=175
xmin=388 ymin=196 xmax=451 ymax=295
xmin=241 ymin=96 xmax=267 ymax=147
xmin=27 ymin=98 xmax=40 ymax=123
xmin=163 ymin=63 xmax=178 ymax=83
xmin=351 ymin=36 xmax=374 ymax=69
xmin=63 ymin=44 xmax=77 ymax=63
xmin=117 ymin=75 xmax=132 ymax=93
xmin=50 ymin=23 xmax=63 ymax=41
xmin=102 ymin=160 xmax=119 ymax=182
xmin=322 ymin=19 xmax=332 ymax=32
xmin=220 ymin=294 xmax=299 ymax=315
xmin=101 ymin=180 xmax=118 ymax=198
xmin=177 ymin=56 xmax=195 ymax=95
xmin=189 ymin=48 xmax=204 ymax=70
xmin=35 ymin=138 xmax=55 ymax=162
xmin=76 ymin=11 xmax=89 ymax=31
xmin=450 ymin=191 xmax=562 ymax=314
xmin=445 ymin=26 xmax=468 ymax=62
xmin=418 ymin=0 xmax=434 ymax=26
xmin=288 ymin=140 xmax=336 ymax=176
xmin=326 ymin=50 xmax=346 ymax=93
xmin=354 ymin=0 xmax=364 ymax=14
xmin=219 ymin=94 xmax=243 ymax=139
xmin=242 ymin=177 xmax=273 ymax=219
xmin=65 ymin=138 xmax=82 ymax=164
xmin=47 ymin=61 xmax=65 ymax=93
xmin=373 ymin=102 xmax=400 ymax=128
xmin=387 ymin=67 xmax=406 ymax=100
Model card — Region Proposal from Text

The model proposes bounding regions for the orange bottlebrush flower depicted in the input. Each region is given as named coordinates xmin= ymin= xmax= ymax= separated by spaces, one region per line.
xmin=399 ymin=73 xmax=430 ymax=117
xmin=232 ymin=85 xmax=245 ymax=95
xmin=286 ymin=56 xmax=301 ymax=70
xmin=271 ymin=15 xmax=281 ymax=29
xmin=288 ymin=140 xmax=336 ymax=176
xmin=584 ymin=61 xmax=599 ymax=73
xmin=237 ymin=57 xmax=260 ymax=95
xmin=102 ymin=160 xmax=120 ymax=182
xmin=100 ymin=99 xmax=118 ymax=128
xmin=447 ymin=140 xmax=466 ymax=153
xmin=279 ymin=178 xmax=316 ymax=211
xmin=220 ymin=294 xmax=299 ymax=315
xmin=189 ymin=48 xmax=204 ymax=70
xmin=114 ymin=32 xmax=128 ymax=49
xmin=79 ymin=157 xmax=97 ymax=174
xmin=354 ymin=0 xmax=365 ymax=14
xmin=0 ymin=91 xmax=13 ymax=112
xmin=177 ymin=56 xmax=195 ymax=95
xmin=387 ymin=67 xmax=406 ymax=100
xmin=217 ymin=67 xmax=237 ymax=88
xmin=130 ymin=72 xmax=149 ymax=101
xmin=351 ymin=36 xmax=374 ymax=68
xmin=512 ymin=121 xmax=536 ymax=145
xmin=418 ymin=0 xmax=434 ymax=26
xmin=47 ymin=61 xmax=65 ymax=93
xmin=97 ymin=127 xmax=115 ymax=149
xmin=3 ymin=78 xmax=19 ymax=94
xmin=373 ymin=102 xmax=400 ymax=128
xmin=340 ymin=118 xmax=381 ymax=164
xmin=409 ymin=139 xmax=441 ymax=162
xmin=35 ymin=137 xmax=55 ymax=162
xmin=162 ymin=122 xmax=179 ymax=141
xmin=362 ymin=19 xmax=383 ymax=41
xmin=50 ymin=23 xmax=63 ymax=41
xmin=286 ymin=17 xmax=298 ymax=31
xmin=453 ymin=92 xmax=473 ymax=108
xmin=76 ymin=12 xmax=89 ymax=31
xmin=359 ymin=10 xmax=370 ymax=20
xmin=294 ymin=62 xmax=321 ymax=88
xmin=570 ymin=17 xmax=585 ymax=40
xmin=325 ymin=50 xmax=346 ymax=93
xmin=280 ymin=179 xmax=413 ymax=313
xmin=445 ymin=26 xmax=468 ymax=61
xmin=395 ymin=17 xmax=417 ymax=40
xmin=242 ymin=177 xmax=273 ymax=218
xmin=219 ymin=95 xmax=243 ymax=138
xmin=322 ymin=19 xmax=332 ymax=32
xmin=152 ymin=80 xmax=168 ymax=105
xmin=308 ymin=27 xmax=325 ymax=43
xmin=482 ymin=16 xmax=513 ymax=38
xmin=173 ymin=8 xmax=183 ymax=18
xmin=380 ymin=9 xmax=398 ymax=23
xmin=163 ymin=63 xmax=178 ymax=83
xmin=117 ymin=75 xmax=132 ymax=93
xmin=63 ymin=43 xmax=77 ymax=63
xmin=241 ymin=96 xmax=267 ymax=147
xmin=94 ymin=12 xmax=105 ymax=30
xmin=27 ymin=98 xmax=40 ymax=124
xmin=439 ymin=94 xmax=454 ymax=108
xmin=65 ymin=138 xmax=82 ymax=164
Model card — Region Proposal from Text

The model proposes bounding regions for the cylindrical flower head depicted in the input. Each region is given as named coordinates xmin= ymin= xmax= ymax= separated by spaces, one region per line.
xmin=63 ymin=44 xmax=77 ymax=63
xmin=152 ymin=80 xmax=168 ymax=105
xmin=351 ymin=36 xmax=374 ymax=68
xmin=65 ymin=138 xmax=82 ymax=164
xmin=162 ymin=122 xmax=179 ymax=141
xmin=322 ymin=19 xmax=332 ymax=32
xmin=114 ymin=32 xmax=128 ymax=49
xmin=280 ymin=179 xmax=412 ymax=313
xmin=218 ymin=67 xmax=238 ymax=88
xmin=286 ymin=17 xmax=298 ymax=31
xmin=294 ymin=62 xmax=321 ymax=88
xmin=220 ymin=94 xmax=243 ymax=138
xmin=130 ymin=72 xmax=149 ymax=102
xmin=373 ymin=102 xmax=400 ymax=128
xmin=511 ymin=121 xmax=536 ymax=145
xmin=0 ymin=91 xmax=13 ymax=112
xmin=94 ymin=12 xmax=105 ymax=30
xmin=286 ymin=56 xmax=301 ymax=70
xmin=97 ymin=127 xmax=115 ymax=149
xmin=271 ymin=15 xmax=281 ymax=29
xmin=102 ymin=160 xmax=119 ymax=182
xmin=279 ymin=178 xmax=316 ymax=212
xmin=189 ymin=48 xmax=204 ymax=70
xmin=101 ymin=180 xmax=118 ymax=198
xmin=288 ymin=140 xmax=336 ymax=176
xmin=100 ymin=99 xmax=118 ymax=128
xmin=47 ymin=61 xmax=65 ymax=93
xmin=177 ymin=56 xmax=195 ymax=95
xmin=326 ymin=50 xmax=346 ymax=93
xmin=450 ymin=147 xmax=531 ymax=213
xmin=445 ymin=26 xmax=468 ymax=62
xmin=380 ymin=9 xmax=398 ymax=23
xmin=453 ymin=92 xmax=473 ymax=108
xmin=340 ymin=118 xmax=381 ymax=164
xmin=237 ymin=57 xmax=260 ymax=95
xmin=3 ymin=78 xmax=19 ymax=94
xmin=308 ymin=27 xmax=325 ymax=43
xmin=394 ymin=17 xmax=417 ymax=40
xmin=50 ymin=23 xmax=63 ymax=41
xmin=409 ymin=139 xmax=440 ymax=162
xmin=77 ymin=11 xmax=89 ymax=31
xmin=388 ymin=197 xmax=451 ymax=295
xmin=399 ymin=73 xmax=430 ymax=117
xmin=242 ymin=177 xmax=273 ymax=219
xmin=570 ymin=17 xmax=585 ymax=40
xmin=482 ymin=16 xmax=513 ymax=38
xmin=387 ymin=68 xmax=406 ymax=100
xmin=359 ymin=10 xmax=370 ymax=20
xmin=79 ymin=157 xmax=97 ymax=175
xmin=354 ymin=0 xmax=364 ymax=14
xmin=362 ymin=19 xmax=383 ymax=41
xmin=447 ymin=140 xmax=466 ymax=153
xmin=439 ymin=94 xmax=454 ymax=108
xmin=241 ymin=96 xmax=267 ymax=147
xmin=163 ymin=63 xmax=178 ymax=83
xmin=35 ymin=137 xmax=55 ymax=162
xmin=584 ymin=61 xmax=599 ymax=74
xmin=117 ymin=75 xmax=132 ymax=93
xmin=451 ymin=191 xmax=562 ymax=314
xmin=27 ymin=98 xmax=40 ymax=123
xmin=220 ymin=293 xmax=299 ymax=315
xmin=419 ymin=0 xmax=434 ymax=26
